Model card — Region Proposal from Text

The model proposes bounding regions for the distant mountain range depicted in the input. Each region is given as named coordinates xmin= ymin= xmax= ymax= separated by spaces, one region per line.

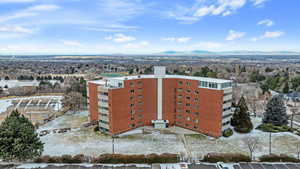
xmin=159 ymin=50 xmax=300 ymax=55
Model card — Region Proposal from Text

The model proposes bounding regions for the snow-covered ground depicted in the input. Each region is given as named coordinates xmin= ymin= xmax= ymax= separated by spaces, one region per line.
xmin=0 ymin=80 xmax=59 ymax=88
xmin=0 ymin=99 xmax=12 ymax=113
xmin=39 ymin=111 xmax=186 ymax=157
xmin=38 ymin=112 xmax=300 ymax=159
xmin=0 ymin=95 xmax=62 ymax=114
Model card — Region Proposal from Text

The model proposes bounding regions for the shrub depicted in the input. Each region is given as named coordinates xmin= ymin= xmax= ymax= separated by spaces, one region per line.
xmin=259 ymin=154 xmax=300 ymax=162
xmin=256 ymin=123 xmax=294 ymax=133
xmin=48 ymin=156 xmax=62 ymax=163
xmin=35 ymin=154 xmax=87 ymax=163
xmin=61 ymin=155 xmax=74 ymax=163
xmin=222 ymin=128 xmax=233 ymax=137
xmin=94 ymin=126 xmax=99 ymax=132
xmin=72 ymin=154 xmax=86 ymax=163
xmin=91 ymin=153 xmax=179 ymax=164
xmin=34 ymin=155 xmax=51 ymax=163
xmin=202 ymin=153 xmax=251 ymax=163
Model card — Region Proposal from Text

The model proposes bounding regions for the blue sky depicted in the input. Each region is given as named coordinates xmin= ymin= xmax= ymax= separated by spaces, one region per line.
xmin=0 ymin=0 xmax=299 ymax=54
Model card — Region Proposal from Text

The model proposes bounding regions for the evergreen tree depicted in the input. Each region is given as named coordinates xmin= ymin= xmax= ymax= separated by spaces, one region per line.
xmin=0 ymin=110 xmax=43 ymax=161
xmin=282 ymin=82 xmax=289 ymax=94
xmin=263 ymin=95 xmax=288 ymax=126
xmin=231 ymin=96 xmax=253 ymax=133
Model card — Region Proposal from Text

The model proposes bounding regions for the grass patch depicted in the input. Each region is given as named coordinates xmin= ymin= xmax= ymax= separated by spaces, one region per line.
xmin=256 ymin=123 xmax=298 ymax=133
xmin=185 ymin=134 xmax=206 ymax=140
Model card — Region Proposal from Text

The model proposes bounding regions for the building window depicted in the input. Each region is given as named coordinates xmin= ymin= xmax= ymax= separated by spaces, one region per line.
xmin=130 ymin=110 xmax=135 ymax=114
xmin=186 ymin=82 xmax=190 ymax=86
xmin=186 ymin=89 xmax=191 ymax=93
xmin=177 ymin=101 xmax=182 ymax=105
xmin=130 ymin=103 xmax=134 ymax=107
xmin=138 ymin=101 xmax=143 ymax=105
xmin=195 ymin=90 xmax=199 ymax=95
xmin=130 ymin=82 xmax=134 ymax=87
xmin=138 ymin=108 xmax=142 ymax=113
xmin=208 ymin=82 xmax=218 ymax=89
xmin=138 ymin=114 xmax=142 ymax=119
xmin=178 ymin=95 xmax=182 ymax=99
xmin=194 ymin=98 xmax=199 ymax=102
xmin=131 ymin=116 xmax=135 ymax=121
xmin=177 ymin=114 xmax=182 ymax=119
xmin=221 ymin=82 xmax=232 ymax=89
xmin=130 ymin=89 xmax=134 ymax=94
xmin=138 ymin=81 xmax=142 ymax=86
xmin=138 ymin=95 xmax=143 ymax=99
xmin=130 ymin=124 xmax=135 ymax=128
xmin=186 ymin=116 xmax=190 ymax=121
xmin=186 ymin=103 xmax=190 ymax=106
xmin=178 ymin=81 xmax=183 ymax=85
xmin=138 ymin=121 xmax=143 ymax=126
xmin=186 ymin=109 xmax=190 ymax=114
xmin=178 ymin=88 xmax=182 ymax=92
xmin=223 ymin=107 xmax=231 ymax=112
xmin=194 ymin=119 xmax=199 ymax=123
xmin=199 ymin=81 xmax=208 ymax=87
xmin=138 ymin=88 xmax=142 ymax=93
xmin=193 ymin=112 xmax=199 ymax=115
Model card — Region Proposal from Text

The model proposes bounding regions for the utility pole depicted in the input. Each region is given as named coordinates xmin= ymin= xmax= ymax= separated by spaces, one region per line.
xmin=112 ymin=135 xmax=116 ymax=154
xmin=269 ymin=132 xmax=272 ymax=155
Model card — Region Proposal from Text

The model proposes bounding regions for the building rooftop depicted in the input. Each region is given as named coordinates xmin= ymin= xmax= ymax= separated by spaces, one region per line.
xmin=89 ymin=66 xmax=232 ymax=90
xmin=99 ymin=74 xmax=231 ymax=83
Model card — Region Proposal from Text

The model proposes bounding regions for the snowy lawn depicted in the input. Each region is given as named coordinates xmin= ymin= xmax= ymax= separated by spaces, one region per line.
xmin=38 ymin=112 xmax=300 ymax=160
xmin=39 ymin=111 xmax=186 ymax=157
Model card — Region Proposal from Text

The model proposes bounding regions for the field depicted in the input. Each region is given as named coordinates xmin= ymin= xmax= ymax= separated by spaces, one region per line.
xmin=39 ymin=111 xmax=300 ymax=160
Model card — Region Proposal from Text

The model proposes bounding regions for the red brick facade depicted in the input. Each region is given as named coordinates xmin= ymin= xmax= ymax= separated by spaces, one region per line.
xmin=89 ymin=78 xmax=225 ymax=137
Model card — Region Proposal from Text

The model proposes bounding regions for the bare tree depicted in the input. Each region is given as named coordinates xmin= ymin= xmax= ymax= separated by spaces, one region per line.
xmin=62 ymin=91 xmax=85 ymax=112
xmin=248 ymin=98 xmax=258 ymax=117
xmin=242 ymin=136 xmax=260 ymax=160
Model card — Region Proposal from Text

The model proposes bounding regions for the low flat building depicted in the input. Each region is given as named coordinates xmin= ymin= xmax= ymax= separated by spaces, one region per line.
xmin=87 ymin=66 xmax=233 ymax=137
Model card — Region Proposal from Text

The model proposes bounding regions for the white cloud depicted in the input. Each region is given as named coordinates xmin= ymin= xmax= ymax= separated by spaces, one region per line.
xmin=26 ymin=5 xmax=60 ymax=12
xmin=0 ymin=4 xmax=60 ymax=23
xmin=0 ymin=25 xmax=34 ymax=34
xmin=168 ymin=0 xmax=247 ymax=23
xmin=0 ymin=0 xmax=35 ymax=3
xmin=257 ymin=19 xmax=274 ymax=26
xmin=251 ymin=31 xmax=285 ymax=41
xmin=251 ymin=0 xmax=268 ymax=7
xmin=61 ymin=40 xmax=82 ymax=47
xmin=162 ymin=37 xmax=191 ymax=43
xmin=226 ymin=30 xmax=246 ymax=41
xmin=262 ymin=31 xmax=284 ymax=38
xmin=194 ymin=5 xmax=216 ymax=17
xmin=104 ymin=34 xmax=136 ymax=43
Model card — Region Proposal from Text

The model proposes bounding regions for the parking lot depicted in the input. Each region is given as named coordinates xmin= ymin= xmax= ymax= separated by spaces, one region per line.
xmin=0 ymin=165 xmax=151 ymax=169
xmin=1 ymin=163 xmax=300 ymax=169
xmin=189 ymin=163 xmax=300 ymax=169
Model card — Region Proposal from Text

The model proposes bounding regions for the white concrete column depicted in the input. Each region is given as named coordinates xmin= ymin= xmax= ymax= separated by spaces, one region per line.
xmin=157 ymin=78 xmax=163 ymax=120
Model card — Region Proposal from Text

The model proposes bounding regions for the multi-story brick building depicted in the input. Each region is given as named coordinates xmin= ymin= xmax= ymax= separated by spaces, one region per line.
xmin=88 ymin=66 xmax=233 ymax=137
